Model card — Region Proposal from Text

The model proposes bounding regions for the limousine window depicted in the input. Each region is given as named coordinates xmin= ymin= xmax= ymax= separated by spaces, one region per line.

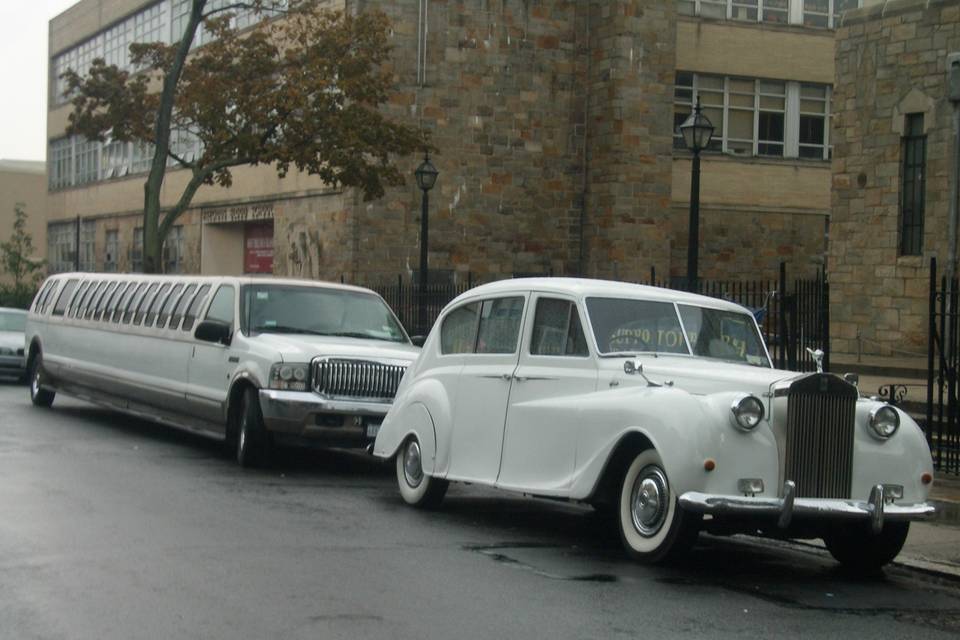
xmin=169 ymin=284 xmax=197 ymax=328
xmin=207 ymin=285 xmax=235 ymax=325
xmin=476 ymin=297 xmax=524 ymax=354
xmin=84 ymin=281 xmax=108 ymax=320
xmin=52 ymin=280 xmax=79 ymax=317
xmin=39 ymin=280 xmax=59 ymax=315
xmin=107 ymin=282 xmax=132 ymax=322
xmin=94 ymin=282 xmax=119 ymax=320
xmin=441 ymin=302 xmax=480 ymax=354
xmin=32 ymin=281 xmax=53 ymax=313
xmin=241 ymin=284 xmax=407 ymax=343
xmin=182 ymin=284 xmax=211 ymax=332
xmin=123 ymin=282 xmax=149 ymax=324
xmin=69 ymin=281 xmax=91 ymax=318
xmin=530 ymin=298 xmax=589 ymax=357
xmin=145 ymin=284 xmax=172 ymax=326
xmin=157 ymin=283 xmax=184 ymax=327
xmin=586 ymin=297 xmax=688 ymax=356
xmin=134 ymin=284 xmax=159 ymax=325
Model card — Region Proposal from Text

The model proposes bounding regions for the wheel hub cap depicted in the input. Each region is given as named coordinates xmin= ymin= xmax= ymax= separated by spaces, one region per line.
xmin=631 ymin=466 xmax=669 ymax=537
xmin=403 ymin=441 xmax=423 ymax=488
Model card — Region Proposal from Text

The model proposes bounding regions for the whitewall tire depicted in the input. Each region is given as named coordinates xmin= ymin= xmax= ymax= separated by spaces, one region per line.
xmin=396 ymin=437 xmax=448 ymax=508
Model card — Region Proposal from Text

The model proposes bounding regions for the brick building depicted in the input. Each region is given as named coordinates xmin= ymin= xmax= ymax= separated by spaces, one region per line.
xmin=46 ymin=0 xmax=848 ymax=285
xmin=830 ymin=0 xmax=960 ymax=357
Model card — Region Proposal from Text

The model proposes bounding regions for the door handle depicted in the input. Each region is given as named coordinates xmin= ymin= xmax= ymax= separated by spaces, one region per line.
xmin=513 ymin=375 xmax=557 ymax=382
xmin=480 ymin=373 xmax=513 ymax=381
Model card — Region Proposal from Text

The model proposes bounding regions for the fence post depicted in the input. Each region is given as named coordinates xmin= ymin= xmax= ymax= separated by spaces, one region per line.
xmin=821 ymin=267 xmax=830 ymax=373
xmin=778 ymin=262 xmax=788 ymax=369
xmin=927 ymin=257 xmax=937 ymax=449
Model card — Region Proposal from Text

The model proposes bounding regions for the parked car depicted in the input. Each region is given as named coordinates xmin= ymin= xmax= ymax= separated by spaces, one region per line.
xmin=25 ymin=273 xmax=419 ymax=466
xmin=374 ymin=278 xmax=935 ymax=569
xmin=0 ymin=307 xmax=27 ymax=382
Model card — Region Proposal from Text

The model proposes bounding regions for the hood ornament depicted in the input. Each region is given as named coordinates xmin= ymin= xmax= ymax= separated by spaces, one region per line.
xmin=806 ymin=348 xmax=825 ymax=374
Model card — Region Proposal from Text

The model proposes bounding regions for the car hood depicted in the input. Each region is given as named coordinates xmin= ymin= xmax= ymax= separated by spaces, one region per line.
xmin=0 ymin=331 xmax=24 ymax=351
xmin=621 ymin=355 xmax=803 ymax=397
xmin=249 ymin=333 xmax=420 ymax=364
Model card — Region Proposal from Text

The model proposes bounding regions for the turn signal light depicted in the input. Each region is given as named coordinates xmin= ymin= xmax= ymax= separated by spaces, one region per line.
xmin=921 ymin=472 xmax=933 ymax=485
xmin=703 ymin=458 xmax=716 ymax=472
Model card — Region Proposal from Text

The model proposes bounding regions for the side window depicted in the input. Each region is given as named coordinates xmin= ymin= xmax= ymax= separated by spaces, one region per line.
xmin=69 ymin=282 xmax=91 ymax=318
xmin=72 ymin=282 xmax=94 ymax=318
xmin=476 ymin=297 xmax=525 ymax=355
xmin=145 ymin=283 xmax=172 ymax=327
xmin=530 ymin=298 xmax=589 ymax=357
xmin=134 ymin=284 xmax=159 ymax=325
xmin=170 ymin=284 xmax=197 ymax=329
xmin=52 ymin=280 xmax=79 ymax=317
xmin=94 ymin=282 xmax=118 ymax=320
xmin=31 ymin=281 xmax=52 ymax=313
xmin=204 ymin=285 xmax=235 ymax=325
xmin=157 ymin=283 xmax=185 ymax=328
xmin=110 ymin=282 xmax=133 ymax=322
xmin=123 ymin=283 xmax=148 ymax=324
xmin=182 ymin=284 xmax=211 ymax=332
xmin=440 ymin=302 xmax=480 ymax=354
xmin=104 ymin=282 xmax=129 ymax=321
xmin=83 ymin=282 xmax=106 ymax=319
xmin=40 ymin=281 xmax=60 ymax=315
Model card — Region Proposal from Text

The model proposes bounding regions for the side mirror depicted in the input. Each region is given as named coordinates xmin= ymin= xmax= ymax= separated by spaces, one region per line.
xmin=410 ymin=335 xmax=426 ymax=347
xmin=195 ymin=319 xmax=233 ymax=346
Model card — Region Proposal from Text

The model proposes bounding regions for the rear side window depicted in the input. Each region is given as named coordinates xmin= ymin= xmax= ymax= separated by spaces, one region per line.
xmin=107 ymin=282 xmax=131 ymax=321
xmin=182 ymin=284 xmax=211 ymax=332
xmin=440 ymin=302 xmax=480 ymax=354
xmin=84 ymin=282 xmax=107 ymax=319
xmin=39 ymin=281 xmax=60 ymax=315
xmin=32 ymin=281 xmax=54 ymax=313
xmin=476 ymin=297 xmax=525 ymax=354
xmin=169 ymin=284 xmax=197 ymax=329
xmin=204 ymin=285 xmax=235 ymax=325
xmin=134 ymin=284 xmax=159 ymax=325
xmin=69 ymin=281 xmax=91 ymax=318
xmin=52 ymin=280 xmax=79 ymax=317
xmin=145 ymin=284 xmax=171 ymax=326
xmin=123 ymin=283 xmax=149 ymax=324
xmin=530 ymin=298 xmax=589 ymax=357
xmin=157 ymin=283 xmax=184 ymax=328
xmin=94 ymin=282 xmax=118 ymax=320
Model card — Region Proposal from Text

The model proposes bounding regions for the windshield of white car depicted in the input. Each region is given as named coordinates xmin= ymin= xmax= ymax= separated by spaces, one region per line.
xmin=586 ymin=297 xmax=770 ymax=367
xmin=0 ymin=310 xmax=26 ymax=332
xmin=241 ymin=285 xmax=409 ymax=344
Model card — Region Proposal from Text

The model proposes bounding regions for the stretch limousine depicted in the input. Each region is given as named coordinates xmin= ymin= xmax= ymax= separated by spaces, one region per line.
xmin=25 ymin=273 xmax=419 ymax=466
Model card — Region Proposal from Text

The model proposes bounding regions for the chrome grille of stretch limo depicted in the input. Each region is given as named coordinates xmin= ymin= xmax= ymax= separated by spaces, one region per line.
xmin=782 ymin=373 xmax=859 ymax=499
xmin=312 ymin=358 xmax=407 ymax=401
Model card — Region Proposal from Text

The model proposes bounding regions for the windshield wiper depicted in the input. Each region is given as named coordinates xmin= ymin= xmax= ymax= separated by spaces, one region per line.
xmin=323 ymin=330 xmax=402 ymax=343
xmin=253 ymin=325 xmax=327 ymax=336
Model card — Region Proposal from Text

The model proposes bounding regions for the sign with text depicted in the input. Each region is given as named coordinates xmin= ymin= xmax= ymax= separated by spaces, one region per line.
xmin=202 ymin=203 xmax=274 ymax=225
xmin=244 ymin=221 xmax=274 ymax=274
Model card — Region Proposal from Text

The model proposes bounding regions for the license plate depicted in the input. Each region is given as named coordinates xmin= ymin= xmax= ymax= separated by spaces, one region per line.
xmin=366 ymin=423 xmax=381 ymax=438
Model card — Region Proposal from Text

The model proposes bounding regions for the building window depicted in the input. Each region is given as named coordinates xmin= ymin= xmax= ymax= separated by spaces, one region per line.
xmin=679 ymin=0 xmax=859 ymax=26
xmin=163 ymin=226 xmax=184 ymax=274
xmin=104 ymin=230 xmax=119 ymax=272
xmin=900 ymin=114 xmax=926 ymax=256
xmin=75 ymin=138 xmax=100 ymax=185
xmin=79 ymin=220 xmax=96 ymax=271
xmin=131 ymin=227 xmax=144 ymax=273
xmin=49 ymin=138 xmax=73 ymax=189
xmin=673 ymin=72 xmax=831 ymax=160
xmin=103 ymin=18 xmax=133 ymax=69
xmin=48 ymin=221 xmax=77 ymax=274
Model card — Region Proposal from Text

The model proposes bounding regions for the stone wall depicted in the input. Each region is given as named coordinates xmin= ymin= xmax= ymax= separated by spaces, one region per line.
xmin=831 ymin=0 xmax=960 ymax=356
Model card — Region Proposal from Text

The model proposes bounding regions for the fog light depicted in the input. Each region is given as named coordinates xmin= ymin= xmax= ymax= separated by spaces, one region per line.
xmin=737 ymin=478 xmax=764 ymax=495
xmin=882 ymin=484 xmax=904 ymax=502
xmin=704 ymin=458 xmax=716 ymax=472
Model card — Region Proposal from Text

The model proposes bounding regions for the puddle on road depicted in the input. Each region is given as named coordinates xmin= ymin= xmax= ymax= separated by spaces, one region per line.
xmin=466 ymin=542 xmax=619 ymax=583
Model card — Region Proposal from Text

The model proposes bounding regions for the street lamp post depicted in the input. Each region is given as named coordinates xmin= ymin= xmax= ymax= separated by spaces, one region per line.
xmin=414 ymin=152 xmax=438 ymax=334
xmin=678 ymin=99 xmax=715 ymax=292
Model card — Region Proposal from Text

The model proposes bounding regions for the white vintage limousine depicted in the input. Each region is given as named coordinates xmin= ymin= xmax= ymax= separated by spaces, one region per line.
xmin=374 ymin=278 xmax=936 ymax=569
xmin=26 ymin=273 xmax=419 ymax=466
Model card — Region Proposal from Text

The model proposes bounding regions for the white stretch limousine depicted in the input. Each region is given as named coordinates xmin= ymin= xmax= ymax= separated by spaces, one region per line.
xmin=25 ymin=273 xmax=419 ymax=466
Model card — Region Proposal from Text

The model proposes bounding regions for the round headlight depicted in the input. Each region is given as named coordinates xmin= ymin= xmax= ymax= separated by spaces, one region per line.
xmin=293 ymin=366 xmax=307 ymax=382
xmin=279 ymin=365 xmax=293 ymax=381
xmin=731 ymin=395 xmax=765 ymax=431
xmin=868 ymin=405 xmax=900 ymax=439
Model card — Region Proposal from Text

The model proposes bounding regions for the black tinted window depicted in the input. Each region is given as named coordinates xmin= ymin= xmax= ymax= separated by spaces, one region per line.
xmin=84 ymin=282 xmax=107 ymax=319
xmin=123 ymin=283 xmax=149 ymax=324
xmin=170 ymin=284 xmax=197 ymax=329
xmin=204 ymin=285 xmax=235 ymax=325
xmin=134 ymin=284 xmax=159 ymax=325
xmin=182 ymin=285 xmax=211 ymax=332
xmin=94 ymin=283 xmax=118 ymax=320
xmin=157 ymin=284 xmax=184 ymax=328
xmin=531 ymin=298 xmax=589 ymax=357
xmin=476 ymin=297 xmax=525 ymax=354
xmin=69 ymin=282 xmax=91 ymax=317
xmin=145 ymin=284 xmax=171 ymax=326
xmin=52 ymin=280 xmax=79 ymax=316
xmin=440 ymin=302 xmax=480 ymax=354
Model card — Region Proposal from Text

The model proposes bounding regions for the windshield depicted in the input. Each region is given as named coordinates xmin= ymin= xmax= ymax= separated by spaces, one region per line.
xmin=241 ymin=284 xmax=409 ymax=344
xmin=0 ymin=310 xmax=27 ymax=332
xmin=585 ymin=297 xmax=770 ymax=367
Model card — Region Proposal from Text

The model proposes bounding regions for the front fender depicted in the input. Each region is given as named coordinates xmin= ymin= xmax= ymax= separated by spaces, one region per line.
xmin=372 ymin=401 xmax=438 ymax=474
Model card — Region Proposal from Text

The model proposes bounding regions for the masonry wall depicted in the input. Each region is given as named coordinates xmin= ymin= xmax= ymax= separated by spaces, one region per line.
xmin=830 ymin=0 xmax=960 ymax=357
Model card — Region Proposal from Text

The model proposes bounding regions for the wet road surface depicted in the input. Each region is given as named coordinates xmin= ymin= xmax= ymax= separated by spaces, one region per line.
xmin=1 ymin=381 xmax=958 ymax=639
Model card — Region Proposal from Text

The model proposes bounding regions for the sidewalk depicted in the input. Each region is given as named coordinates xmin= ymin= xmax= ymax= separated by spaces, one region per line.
xmin=895 ymin=473 xmax=960 ymax=578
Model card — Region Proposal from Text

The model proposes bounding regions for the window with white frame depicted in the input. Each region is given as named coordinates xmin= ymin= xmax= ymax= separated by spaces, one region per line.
xmin=131 ymin=227 xmax=144 ymax=273
xmin=104 ymin=230 xmax=119 ymax=272
xmin=49 ymin=138 xmax=73 ymax=189
xmin=48 ymin=221 xmax=78 ymax=274
xmin=131 ymin=141 xmax=155 ymax=174
xmin=163 ymin=226 xmax=184 ymax=274
xmin=101 ymin=138 xmax=131 ymax=180
xmin=134 ymin=2 xmax=170 ymax=46
xmin=673 ymin=72 xmax=832 ymax=160
xmin=75 ymin=138 xmax=100 ymax=185
xmin=103 ymin=19 xmax=133 ymax=69
xmin=79 ymin=220 xmax=97 ymax=272
xmin=678 ymin=0 xmax=860 ymax=27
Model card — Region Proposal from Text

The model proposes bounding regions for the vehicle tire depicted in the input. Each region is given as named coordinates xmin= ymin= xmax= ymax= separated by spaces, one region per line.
xmin=29 ymin=352 xmax=55 ymax=408
xmin=618 ymin=449 xmax=699 ymax=562
xmin=236 ymin=387 xmax=270 ymax=468
xmin=824 ymin=522 xmax=910 ymax=572
xmin=396 ymin=437 xmax=448 ymax=508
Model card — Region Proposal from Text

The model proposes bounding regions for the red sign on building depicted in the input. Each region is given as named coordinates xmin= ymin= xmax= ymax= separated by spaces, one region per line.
xmin=244 ymin=221 xmax=274 ymax=274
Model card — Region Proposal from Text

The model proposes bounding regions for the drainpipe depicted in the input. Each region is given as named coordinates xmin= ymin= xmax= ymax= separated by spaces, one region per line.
xmin=946 ymin=53 xmax=960 ymax=284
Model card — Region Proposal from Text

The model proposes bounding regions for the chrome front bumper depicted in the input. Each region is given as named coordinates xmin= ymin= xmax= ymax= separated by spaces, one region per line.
xmin=679 ymin=481 xmax=936 ymax=534
xmin=258 ymin=389 xmax=389 ymax=441
xmin=0 ymin=354 xmax=25 ymax=375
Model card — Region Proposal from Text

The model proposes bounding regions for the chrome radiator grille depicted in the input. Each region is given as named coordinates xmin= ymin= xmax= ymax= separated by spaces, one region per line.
xmin=784 ymin=374 xmax=858 ymax=499
xmin=312 ymin=358 xmax=406 ymax=400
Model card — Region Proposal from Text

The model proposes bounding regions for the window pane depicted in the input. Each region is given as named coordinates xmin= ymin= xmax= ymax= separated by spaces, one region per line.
xmin=205 ymin=285 xmax=236 ymax=325
xmin=477 ymin=297 xmax=525 ymax=354
xmin=158 ymin=284 xmax=185 ymax=327
xmin=729 ymin=110 xmax=754 ymax=139
xmin=586 ymin=298 xmax=688 ymax=355
xmin=52 ymin=280 xmax=78 ymax=316
xmin=531 ymin=298 xmax=588 ymax=357
xmin=441 ymin=302 xmax=480 ymax=354
xmin=183 ymin=285 xmax=211 ymax=331
xmin=171 ymin=284 xmax=198 ymax=328
xmin=799 ymin=115 xmax=825 ymax=145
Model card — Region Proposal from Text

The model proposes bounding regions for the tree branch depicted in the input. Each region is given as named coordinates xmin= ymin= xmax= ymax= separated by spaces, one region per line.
xmin=166 ymin=148 xmax=196 ymax=169
xmin=158 ymin=156 xmax=253 ymax=236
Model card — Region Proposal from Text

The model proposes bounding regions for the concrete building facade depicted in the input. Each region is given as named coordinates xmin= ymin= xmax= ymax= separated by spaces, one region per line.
xmin=830 ymin=0 xmax=960 ymax=357
xmin=46 ymin=0 xmax=850 ymax=287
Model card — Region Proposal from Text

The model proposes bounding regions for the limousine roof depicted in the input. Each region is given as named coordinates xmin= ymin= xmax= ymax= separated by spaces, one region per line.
xmin=454 ymin=278 xmax=753 ymax=314
xmin=46 ymin=273 xmax=378 ymax=296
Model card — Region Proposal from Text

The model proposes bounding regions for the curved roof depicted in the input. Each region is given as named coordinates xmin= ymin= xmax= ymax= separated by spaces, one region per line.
xmin=452 ymin=277 xmax=752 ymax=313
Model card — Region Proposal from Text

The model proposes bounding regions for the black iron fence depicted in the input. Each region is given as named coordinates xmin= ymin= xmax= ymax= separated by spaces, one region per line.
xmin=927 ymin=257 xmax=960 ymax=474
xmin=365 ymin=263 xmax=829 ymax=372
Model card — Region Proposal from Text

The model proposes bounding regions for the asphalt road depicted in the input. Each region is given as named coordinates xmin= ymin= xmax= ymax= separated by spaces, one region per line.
xmin=1 ymin=381 xmax=959 ymax=640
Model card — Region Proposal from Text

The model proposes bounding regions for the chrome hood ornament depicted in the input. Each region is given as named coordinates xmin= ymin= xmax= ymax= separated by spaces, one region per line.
xmin=806 ymin=348 xmax=825 ymax=374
